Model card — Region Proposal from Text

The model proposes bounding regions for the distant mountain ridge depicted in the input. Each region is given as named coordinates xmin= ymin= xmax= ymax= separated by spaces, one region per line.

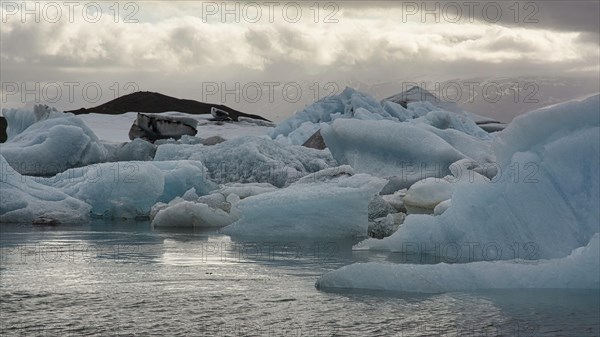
xmin=383 ymin=86 xmax=506 ymax=132
xmin=67 ymin=91 xmax=270 ymax=122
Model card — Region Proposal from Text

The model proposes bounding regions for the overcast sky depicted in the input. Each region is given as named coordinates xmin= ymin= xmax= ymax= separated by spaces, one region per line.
xmin=1 ymin=1 xmax=599 ymax=121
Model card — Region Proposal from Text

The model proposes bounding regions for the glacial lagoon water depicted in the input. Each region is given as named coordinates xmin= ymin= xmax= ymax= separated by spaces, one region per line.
xmin=1 ymin=220 xmax=598 ymax=336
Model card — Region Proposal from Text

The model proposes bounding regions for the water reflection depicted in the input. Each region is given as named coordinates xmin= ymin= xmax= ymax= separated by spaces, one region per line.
xmin=1 ymin=221 xmax=598 ymax=336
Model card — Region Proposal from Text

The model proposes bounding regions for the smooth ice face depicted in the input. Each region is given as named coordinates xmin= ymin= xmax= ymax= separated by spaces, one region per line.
xmin=316 ymin=234 xmax=600 ymax=293
xmin=37 ymin=160 xmax=217 ymax=218
xmin=493 ymin=94 xmax=600 ymax=168
xmin=1 ymin=106 xmax=108 ymax=176
xmin=0 ymin=155 xmax=91 ymax=224
xmin=154 ymin=136 xmax=336 ymax=187
xmin=221 ymin=173 xmax=388 ymax=239
xmin=321 ymin=119 xmax=466 ymax=179
xmin=356 ymin=95 xmax=600 ymax=260
xmin=414 ymin=123 xmax=494 ymax=164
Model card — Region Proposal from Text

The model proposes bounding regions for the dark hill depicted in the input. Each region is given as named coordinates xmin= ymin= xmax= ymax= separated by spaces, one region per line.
xmin=67 ymin=91 xmax=270 ymax=122
xmin=0 ymin=117 xmax=7 ymax=143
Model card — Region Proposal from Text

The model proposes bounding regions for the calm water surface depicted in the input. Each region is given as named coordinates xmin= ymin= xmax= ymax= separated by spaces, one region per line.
xmin=1 ymin=220 xmax=598 ymax=336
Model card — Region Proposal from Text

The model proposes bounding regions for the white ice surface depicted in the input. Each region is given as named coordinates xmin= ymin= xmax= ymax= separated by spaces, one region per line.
xmin=221 ymin=173 xmax=388 ymax=239
xmin=317 ymin=234 xmax=600 ymax=293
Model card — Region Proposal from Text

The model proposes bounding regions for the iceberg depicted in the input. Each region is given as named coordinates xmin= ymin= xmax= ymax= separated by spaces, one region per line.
xmin=1 ymin=105 xmax=108 ymax=176
xmin=368 ymin=195 xmax=396 ymax=221
xmin=270 ymin=87 xmax=494 ymax=167
xmin=382 ymin=101 xmax=413 ymax=122
xmin=151 ymin=197 xmax=239 ymax=228
xmin=356 ymin=95 xmax=600 ymax=260
xmin=321 ymin=118 xmax=466 ymax=179
xmin=221 ymin=173 xmax=388 ymax=239
xmin=128 ymin=113 xmax=198 ymax=142
xmin=381 ymin=189 xmax=406 ymax=213
xmin=3 ymin=104 xmax=65 ymax=140
xmin=217 ymin=182 xmax=278 ymax=199
xmin=316 ymin=234 xmax=600 ymax=293
xmin=274 ymin=121 xmax=324 ymax=146
xmin=0 ymin=155 xmax=91 ymax=224
xmin=154 ymin=136 xmax=336 ymax=187
xmin=413 ymin=109 xmax=491 ymax=140
xmin=103 ymin=138 xmax=157 ymax=162
xmin=150 ymin=182 xmax=277 ymax=228
xmin=368 ymin=213 xmax=406 ymax=239
xmin=210 ymin=107 xmax=232 ymax=121
xmin=293 ymin=165 xmax=354 ymax=184
xmin=414 ymin=121 xmax=494 ymax=165
xmin=433 ymin=199 xmax=452 ymax=215
xmin=269 ymin=87 xmax=392 ymax=141
xmin=37 ymin=160 xmax=217 ymax=218
xmin=402 ymin=177 xmax=453 ymax=214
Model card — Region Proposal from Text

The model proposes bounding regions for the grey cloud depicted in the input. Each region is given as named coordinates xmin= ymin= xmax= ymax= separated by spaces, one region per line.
xmin=534 ymin=1 xmax=600 ymax=34
xmin=576 ymin=31 xmax=600 ymax=45
xmin=166 ymin=25 xmax=214 ymax=64
xmin=1 ymin=0 xmax=598 ymax=122
xmin=481 ymin=34 xmax=539 ymax=53
xmin=245 ymin=28 xmax=273 ymax=51
xmin=339 ymin=1 xmax=599 ymax=35
xmin=277 ymin=26 xmax=311 ymax=50
xmin=1 ymin=21 xmax=49 ymax=61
